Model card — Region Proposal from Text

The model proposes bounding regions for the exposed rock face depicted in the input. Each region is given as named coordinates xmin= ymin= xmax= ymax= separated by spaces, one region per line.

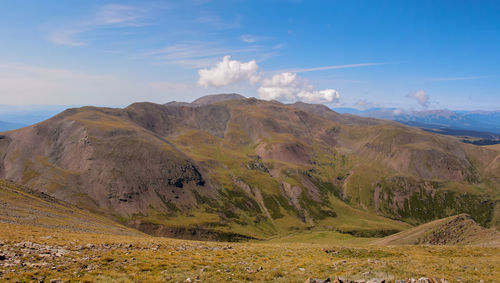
xmin=0 ymin=94 xmax=498 ymax=238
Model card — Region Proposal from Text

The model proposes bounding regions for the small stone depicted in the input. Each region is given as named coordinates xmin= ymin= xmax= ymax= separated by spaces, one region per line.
xmin=298 ymin=267 xmax=305 ymax=272
xmin=185 ymin=278 xmax=192 ymax=283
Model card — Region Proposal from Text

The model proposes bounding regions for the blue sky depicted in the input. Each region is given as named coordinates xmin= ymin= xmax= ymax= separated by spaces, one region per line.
xmin=0 ymin=0 xmax=499 ymax=110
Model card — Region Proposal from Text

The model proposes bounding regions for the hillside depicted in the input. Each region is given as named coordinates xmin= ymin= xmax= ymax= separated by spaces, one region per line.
xmin=373 ymin=214 xmax=500 ymax=246
xmin=3 ymin=219 xmax=499 ymax=282
xmin=0 ymin=94 xmax=499 ymax=239
xmin=0 ymin=179 xmax=142 ymax=236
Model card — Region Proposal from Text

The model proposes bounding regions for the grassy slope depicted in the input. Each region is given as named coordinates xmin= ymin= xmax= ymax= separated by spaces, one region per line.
xmin=1 ymin=98 xmax=499 ymax=241
xmin=166 ymin=125 xmax=411 ymax=238
xmin=372 ymin=214 xmax=500 ymax=246
xmin=1 ymin=222 xmax=499 ymax=282
xmin=70 ymin=101 xmax=500 ymax=236
xmin=0 ymin=180 xmax=142 ymax=236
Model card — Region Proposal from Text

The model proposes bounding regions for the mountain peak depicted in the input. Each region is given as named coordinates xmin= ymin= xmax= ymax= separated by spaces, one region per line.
xmin=166 ymin=93 xmax=246 ymax=107
xmin=192 ymin=93 xmax=246 ymax=105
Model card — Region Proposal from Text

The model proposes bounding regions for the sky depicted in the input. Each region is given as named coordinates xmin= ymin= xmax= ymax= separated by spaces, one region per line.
xmin=0 ymin=0 xmax=499 ymax=110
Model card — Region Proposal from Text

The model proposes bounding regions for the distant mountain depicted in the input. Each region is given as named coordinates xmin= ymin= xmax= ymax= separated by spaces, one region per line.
xmin=165 ymin=93 xmax=245 ymax=107
xmin=0 ymin=121 xmax=26 ymax=131
xmin=1 ymin=94 xmax=498 ymax=240
xmin=330 ymin=107 xmax=362 ymax=115
xmin=0 ymin=105 xmax=79 ymax=127
xmin=333 ymin=108 xmax=500 ymax=134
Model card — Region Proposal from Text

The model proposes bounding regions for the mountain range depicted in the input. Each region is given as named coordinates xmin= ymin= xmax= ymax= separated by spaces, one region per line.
xmin=0 ymin=121 xmax=26 ymax=132
xmin=0 ymin=94 xmax=499 ymax=240
xmin=334 ymin=107 xmax=500 ymax=135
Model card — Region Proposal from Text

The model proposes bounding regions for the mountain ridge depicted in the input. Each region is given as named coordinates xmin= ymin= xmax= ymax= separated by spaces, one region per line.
xmin=1 ymin=94 xmax=498 ymax=239
xmin=334 ymin=107 xmax=500 ymax=134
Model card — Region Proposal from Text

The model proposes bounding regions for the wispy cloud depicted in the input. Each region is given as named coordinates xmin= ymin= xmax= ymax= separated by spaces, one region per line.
xmin=0 ymin=63 xmax=120 ymax=104
xmin=427 ymin=75 xmax=493 ymax=81
xmin=278 ymin=62 xmax=387 ymax=73
xmin=45 ymin=4 xmax=148 ymax=46
xmin=48 ymin=29 xmax=87 ymax=47
xmin=149 ymin=81 xmax=196 ymax=93
xmin=147 ymin=42 xmax=263 ymax=68
xmin=239 ymin=34 xmax=270 ymax=43
xmin=195 ymin=14 xmax=240 ymax=29
xmin=0 ymin=63 xmax=188 ymax=105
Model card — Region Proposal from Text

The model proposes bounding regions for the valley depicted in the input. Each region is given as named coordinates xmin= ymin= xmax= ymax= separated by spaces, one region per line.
xmin=0 ymin=182 xmax=498 ymax=282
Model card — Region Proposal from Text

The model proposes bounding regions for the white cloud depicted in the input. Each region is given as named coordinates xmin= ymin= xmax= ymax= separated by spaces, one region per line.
xmin=196 ymin=56 xmax=342 ymax=104
xmin=392 ymin=109 xmax=404 ymax=115
xmin=258 ymin=72 xmax=299 ymax=101
xmin=407 ymin=89 xmax=429 ymax=108
xmin=297 ymin=89 xmax=339 ymax=104
xmin=257 ymin=72 xmax=340 ymax=104
xmin=197 ymin=56 xmax=259 ymax=87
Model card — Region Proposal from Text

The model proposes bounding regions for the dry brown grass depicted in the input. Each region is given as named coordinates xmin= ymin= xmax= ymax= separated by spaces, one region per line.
xmin=1 ymin=223 xmax=499 ymax=282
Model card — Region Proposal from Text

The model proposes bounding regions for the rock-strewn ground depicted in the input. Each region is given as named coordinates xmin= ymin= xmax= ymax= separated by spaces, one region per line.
xmin=1 ymin=223 xmax=499 ymax=282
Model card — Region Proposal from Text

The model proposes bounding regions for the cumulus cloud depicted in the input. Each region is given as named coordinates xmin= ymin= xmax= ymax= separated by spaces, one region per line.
xmin=197 ymin=55 xmax=259 ymax=87
xmin=407 ymin=89 xmax=429 ymax=108
xmin=197 ymin=56 xmax=341 ymax=104
xmin=258 ymin=72 xmax=298 ymax=101
xmin=258 ymin=72 xmax=339 ymax=104
xmin=297 ymin=89 xmax=340 ymax=104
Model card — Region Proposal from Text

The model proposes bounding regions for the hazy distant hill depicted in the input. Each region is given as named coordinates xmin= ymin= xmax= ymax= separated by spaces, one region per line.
xmin=0 ymin=94 xmax=498 ymax=240
xmin=0 ymin=121 xmax=26 ymax=131
xmin=334 ymin=107 xmax=500 ymax=134
xmin=0 ymin=105 xmax=80 ymax=128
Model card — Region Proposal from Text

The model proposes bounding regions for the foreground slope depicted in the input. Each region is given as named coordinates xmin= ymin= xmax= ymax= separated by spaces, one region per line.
xmin=1 ymin=220 xmax=499 ymax=282
xmin=0 ymin=94 xmax=499 ymax=239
